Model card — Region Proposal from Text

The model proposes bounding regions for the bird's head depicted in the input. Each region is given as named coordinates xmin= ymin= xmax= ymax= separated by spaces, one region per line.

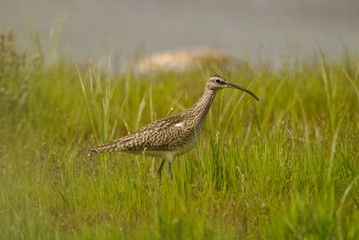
xmin=206 ymin=75 xmax=259 ymax=101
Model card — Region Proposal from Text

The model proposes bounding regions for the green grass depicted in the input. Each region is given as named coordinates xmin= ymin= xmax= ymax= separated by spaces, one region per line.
xmin=1 ymin=30 xmax=359 ymax=239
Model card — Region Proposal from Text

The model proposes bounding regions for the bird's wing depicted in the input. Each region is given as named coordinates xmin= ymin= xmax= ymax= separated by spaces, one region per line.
xmin=92 ymin=114 xmax=196 ymax=154
xmin=120 ymin=116 xmax=187 ymax=152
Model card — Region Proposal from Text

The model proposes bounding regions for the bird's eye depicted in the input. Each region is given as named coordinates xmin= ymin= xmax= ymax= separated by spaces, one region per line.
xmin=216 ymin=79 xmax=221 ymax=83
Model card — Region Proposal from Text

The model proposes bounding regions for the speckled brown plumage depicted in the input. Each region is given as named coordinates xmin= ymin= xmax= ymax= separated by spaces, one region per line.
xmin=90 ymin=75 xmax=259 ymax=180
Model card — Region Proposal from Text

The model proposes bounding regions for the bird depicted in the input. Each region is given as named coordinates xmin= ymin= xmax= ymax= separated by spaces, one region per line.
xmin=89 ymin=75 xmax=259 ymax=181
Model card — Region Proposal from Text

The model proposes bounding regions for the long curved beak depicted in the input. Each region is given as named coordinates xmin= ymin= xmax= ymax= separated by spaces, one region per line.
xmin=226 ymin=82 xmax=259 ymax=101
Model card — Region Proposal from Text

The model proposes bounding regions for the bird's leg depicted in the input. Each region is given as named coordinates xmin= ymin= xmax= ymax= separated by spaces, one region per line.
xmin=167 ymin=162 xmax=173 ymax=182
xmin=156 ymin=159 xmax=165 ymax=178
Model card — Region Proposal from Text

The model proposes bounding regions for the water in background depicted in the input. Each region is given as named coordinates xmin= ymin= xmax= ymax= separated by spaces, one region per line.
xmin=0 ymin=0 xmax=358 ymax=69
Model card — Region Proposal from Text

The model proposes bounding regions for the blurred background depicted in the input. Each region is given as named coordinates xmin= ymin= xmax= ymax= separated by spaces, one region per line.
xmin=0 ymin=0 xmax=358 ymax=69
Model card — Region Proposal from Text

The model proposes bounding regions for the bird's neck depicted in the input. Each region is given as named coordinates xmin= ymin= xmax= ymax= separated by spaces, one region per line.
xmin=191 ymin=87 xmax=217 ymax=119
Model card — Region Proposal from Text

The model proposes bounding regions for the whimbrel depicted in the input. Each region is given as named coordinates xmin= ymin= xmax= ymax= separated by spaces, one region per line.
xmin=90 ymin=75 xmax=259 ymax=180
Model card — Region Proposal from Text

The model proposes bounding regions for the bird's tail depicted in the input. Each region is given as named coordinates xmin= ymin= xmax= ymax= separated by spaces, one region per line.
xmin=88 ymin=140 xmax=121 ymax=157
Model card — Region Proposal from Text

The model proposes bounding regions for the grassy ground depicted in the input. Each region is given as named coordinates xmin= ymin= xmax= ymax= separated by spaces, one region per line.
xmin=1 ymin=30 xmax=359 ymax=239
